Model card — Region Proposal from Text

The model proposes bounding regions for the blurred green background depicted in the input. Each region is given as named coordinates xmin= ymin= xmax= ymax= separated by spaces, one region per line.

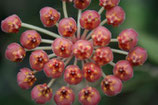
xmin=0 ymin=0 xmax=158 ymax=105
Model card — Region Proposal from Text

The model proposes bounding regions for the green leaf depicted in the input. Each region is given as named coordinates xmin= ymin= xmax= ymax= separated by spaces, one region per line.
xmin=138 ymin=33 xmax=158 ymax=64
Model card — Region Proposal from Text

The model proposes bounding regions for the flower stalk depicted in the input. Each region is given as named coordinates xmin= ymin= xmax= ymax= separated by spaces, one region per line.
xmin=81 ymin=29 xmax=89 ymax=39
xmin=48 ymin=53 xmax=56 ymax=59
xmin=22 ymin=23 xmax=60 ymax=38
xmin=109 ymin=61 xmax=116 ymax=67
xmin=111 ymin=39 xmax=118 ymax=42
xmin=62 ymin=1 xmax=68 ymax=18
xmin=111 ymin=48 xmax=128 ymax=55
xmin=41 ymin=39 xmax=54 ymax=44
xmin=77 ymin=9 xmax=82 ymax=39
xmin=25 ymin=46 xmax=52 ymax=51
xmin=47 ymin=79 xmax=55 ymax=88
xmin=100 ymin=19 xmax=107 ymax=26
xmin=98 ymin=7 xmax=105 ymax=15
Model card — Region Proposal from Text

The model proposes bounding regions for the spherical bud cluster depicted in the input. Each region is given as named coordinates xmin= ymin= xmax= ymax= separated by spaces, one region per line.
xmin=20 ymin=30 xmax=41 ymax=49
xmin=117 ymin=28 xmax=138 ymax=51
xmin=40 ymin=7 xmax=60 ymax=27
xmin=1 ymin=14 xmax=21 ymax=33
xmin=31 ymin=84 xmax=52 ymax=104
xmin=72 ymin=40 xmax=93 ymax=60
xmin=58 ymin=18 xmax=77 ymax=37
xmin=17 ymin=68 xmax=36 ymax=89
xmin=80 ymin=10 xmax=101 ymax=30
xmin=52 ymin=37 xmax=73 ymax=58
xmin=54 ymin=86 xmax=75 ymax=105
xmin=101 ymin=75 xmax=122 ymax=96
xmin=64 ymin=65 xmax=83 ymax=85
xmin=93 ymin=47 xmax=113 ymax=66
xmin=113 ymin=60 xmax=133 ymax=81
xmin=106 ymin=6 xmax=125 ymax=26
xmin=5 ymin=43 xmax=26 ymax=62
xmin=127 ymin=46 xmax=147 ymax=66
xmin=74 ymin=0 xmax=91 ymax=10
xmin=78 ymin=87 xmax=101 ymax=105
xmin=99 ymin=0 xmax=120 ymax=9
xmin=91 ymin=26 xmax=111 ymax=46
xmin=30 ymin=50 xmax=49 ymax=71
xmin=44 ymin=58 xmax=65 ymax=78
xmin=1 ymin=0 xmax=148 ymax=104
xmin=83 ymin=62 xmax=102 ymax=82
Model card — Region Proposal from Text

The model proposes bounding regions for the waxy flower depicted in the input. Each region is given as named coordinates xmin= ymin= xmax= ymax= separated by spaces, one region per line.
xmin=1 ymin=0 xmax=148 ymax=104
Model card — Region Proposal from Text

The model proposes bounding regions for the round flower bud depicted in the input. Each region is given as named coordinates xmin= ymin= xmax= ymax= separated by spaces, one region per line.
xmin=5 ymin=43 xmax=26 ymax=62
xmin=117 ymin=28 xmax=138 ymax=51
xmin=17 ymin=68 xmax=36 ymax=89
xmin=20 ymin=30 xmax=41 ymax=49
xmin=101 ymin=75 xmax=122 ymax=96
xmin=64 ymin=65 xmax=83 ymax=85
xmin=80 ymin=10 xmax=101 ymax=30
xmin=30 ymin=50 xmax=49 ymax=71
xmin=54 ymin=86 xmax=75 ymax=105
xmin=44 ymin=58 xmax=65 ymax=78
xmin=106 ymin=6 xmax=125 ymax=27
xmin=31 ymin=84 xmax=52 ymax=104
xmin=74 ymin=0 xmax=91 ymax=10
xmin=78 ymin=87 xmax=101 ymax=105
xmin=1 ymin=14 xmax=21 ymax=33
xmin=93 ymin=47 xmax=113 ymax=66
xmin=72 ymin=40 xmax=93 ymax=60
xmin=99 ymin=0 xmax=120 ymax=9
xmin=83 ymin=62 xmax=102 ymax=82
xmin=52 ymin=37 xmax=73 ymax=58
xmin=113 ymin=60 xmax=133 ymax=81
xmin=58 ymin=18 xmax=77 ymax=37
xmin=40 ymin=7 xmax=60 ymax=27
xmin=127 ymin=46 xmax=148 ymax=66
xmin=91 ymin=26 xmax=111 ymax=46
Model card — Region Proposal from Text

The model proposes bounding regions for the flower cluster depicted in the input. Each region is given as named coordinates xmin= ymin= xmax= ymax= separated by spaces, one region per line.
xmin=1 ymin=0 xmax=147 ymax=105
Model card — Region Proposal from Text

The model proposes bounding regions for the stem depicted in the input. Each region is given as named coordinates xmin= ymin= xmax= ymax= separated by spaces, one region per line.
xmin=111 ymin=48 xmax=128 ymax=55
xmin=85 ymin=79 xmax=89 ymax=87
xmin=98 ymin=7 xmax=105 ymax=15
xmin=74 ymin=58 xmax=77 ymax=65
xmin=102 ymin=72 xmax=106 ymax=78
xmin=67 ymin=84 xmax=70 ymax=87
xmin=48 ymin=53 xmax=56 ymax=59
xmin=32 ymin=70 xmax=38 ymax=74
xmin=88 ymin=39 xmax=93 ymax=43
xmin=64 ymin=56 xmax=73 ymax=66
xmin=82 ymin=61 xmax=85 ymax=69
xmin=100 ymin=19 xmax=107 ymax=26
xmin=25 ymin=46 xmax=52 ymax=51
xmin=47 ymin=79 xmax=55 ymax=88
xmin=41 ymin=39 xmax=54 ymax=44
xmin=85 ymin=59 xmax=89 ymax=63
xmin=86 ymin=31 xmax=93 ymax=40
xmin=62 ymin=58 xmax=67 ymax=62
xmin=109 ymin=61 xmax=116 ymax=67
xmin=111 ymin=39 xmax=118 ymax=42
xmin=55 ymin=23 xmax=59 ymax=27
xmin=81 ymin=29 xmax=89 ymax=39
xmin=77 ymin=9 xmax=82 ymax=39
xmin=21 ymin=23 xmax=60 ymax=38
xmin=62 ymin=1 xmax=68 ymax=18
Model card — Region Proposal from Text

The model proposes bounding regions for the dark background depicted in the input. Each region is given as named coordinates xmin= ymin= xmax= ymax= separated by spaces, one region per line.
xmin=0 ymin=0 xmax=158 ymax=105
